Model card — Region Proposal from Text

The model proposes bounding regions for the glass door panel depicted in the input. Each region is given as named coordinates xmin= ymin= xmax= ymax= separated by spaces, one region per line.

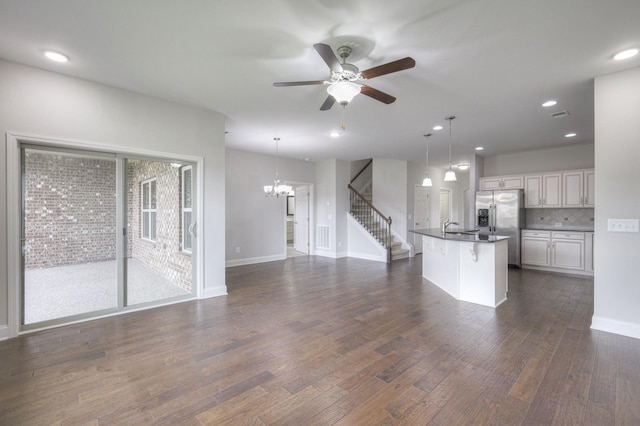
xmin=22 ymin=148 xmax=118 ymax=326
xmin=125 ymin=159 xmax=193 ymax=306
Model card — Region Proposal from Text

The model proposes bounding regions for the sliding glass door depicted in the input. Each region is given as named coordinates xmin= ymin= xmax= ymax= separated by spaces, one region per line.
xmin=21 ymin=145 xmax=196 ymax=330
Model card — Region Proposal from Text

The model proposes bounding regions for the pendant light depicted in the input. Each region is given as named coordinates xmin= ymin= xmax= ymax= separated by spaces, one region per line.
xmin=264 ymin=137 xmax=292 ymax=197
xmin=422 ymin=133 xmax=433 ymax=187
xmin=444 ymin=116 xmax=457 ymax=182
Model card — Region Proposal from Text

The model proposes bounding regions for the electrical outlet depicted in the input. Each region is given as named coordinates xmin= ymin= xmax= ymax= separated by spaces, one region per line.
xmin=235 ymin=246 xmax=240 ymax=253
xmin=554 ymin=222 xmax=563 ymax=227
xmin=607 ymin=219 xmax=639 ymax=232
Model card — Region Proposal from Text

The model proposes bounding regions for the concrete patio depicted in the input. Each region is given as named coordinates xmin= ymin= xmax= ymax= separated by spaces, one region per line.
xmin=24 ymin=258 xmax=191 ymax=324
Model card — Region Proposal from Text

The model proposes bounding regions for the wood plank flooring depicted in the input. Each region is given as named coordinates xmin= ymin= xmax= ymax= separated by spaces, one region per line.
xmin=1 ymin=256 xmax=639 ymax=424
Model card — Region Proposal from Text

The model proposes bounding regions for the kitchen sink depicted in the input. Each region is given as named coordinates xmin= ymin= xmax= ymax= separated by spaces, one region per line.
xmin=445 ymin=229 xmax=479 ymax=235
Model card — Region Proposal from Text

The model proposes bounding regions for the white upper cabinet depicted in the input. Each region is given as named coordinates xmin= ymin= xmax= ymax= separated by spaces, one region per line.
xmin=520 ymin=169 xmax=594 ymax=208
xmin=562 ymin=169 xmax=595 ymax=207
xmin=542 ymin=173 xmax=562 ymax=207
xmin=525 ymin=173 xmax=561 ymax=208
xmin=480 ymin=175 xmax=524 ymax=191
xmin=524 ymin=175 xmax=542 ymax=208
xmin=584 ymin=170 xmax=595 ymax=207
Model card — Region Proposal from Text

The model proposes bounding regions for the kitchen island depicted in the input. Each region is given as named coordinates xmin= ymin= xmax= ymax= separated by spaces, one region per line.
xmin=411 ymin=228 xmax=509 ymax=308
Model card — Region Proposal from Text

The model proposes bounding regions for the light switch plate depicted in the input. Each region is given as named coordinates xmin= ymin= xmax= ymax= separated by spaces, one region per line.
xmin=607 ymin=219 xmax=639 ymax=232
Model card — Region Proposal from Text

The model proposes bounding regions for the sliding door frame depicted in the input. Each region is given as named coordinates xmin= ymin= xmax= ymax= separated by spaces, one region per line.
xmin=6 ymin=132 xmax=204 ymax=339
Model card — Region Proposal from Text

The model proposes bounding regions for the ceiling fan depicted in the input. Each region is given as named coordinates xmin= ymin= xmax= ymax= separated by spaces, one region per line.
xmin=273 ymin=43 xmax=416 ymax=111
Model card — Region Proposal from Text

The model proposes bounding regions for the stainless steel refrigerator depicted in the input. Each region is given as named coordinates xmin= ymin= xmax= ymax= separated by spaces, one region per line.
xmin=476 ymin=189 xmax=525 ymax=267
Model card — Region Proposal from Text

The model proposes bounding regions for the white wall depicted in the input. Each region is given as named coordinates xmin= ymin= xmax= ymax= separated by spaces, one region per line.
xmin=372 ymin=158 xmax=408 ymax=241
xmin=0 ymin=59 xmax=226 ymax=334
xmin=483 ymin=144 xmax=595 ymax=176
xmin=335 ymin=160 xmax=349 ymax=256
xmin=225 ymin=149 xmax=315 ymax=265
xmin=592 ymin=66 xmax=640 ymax=339
xmin=315 ymin=159 xmax=337 ymax=257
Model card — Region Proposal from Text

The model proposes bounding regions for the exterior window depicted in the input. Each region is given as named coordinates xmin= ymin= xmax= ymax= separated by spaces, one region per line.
xmin=182 ymin=166 xmax=193 ymax=252
xmin=141 ymin=178 xmax=157 ymax=241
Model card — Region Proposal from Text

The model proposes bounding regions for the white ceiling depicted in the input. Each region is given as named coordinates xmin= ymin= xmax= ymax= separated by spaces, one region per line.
xmin=1 ymin=0 xmax=639 ymax=169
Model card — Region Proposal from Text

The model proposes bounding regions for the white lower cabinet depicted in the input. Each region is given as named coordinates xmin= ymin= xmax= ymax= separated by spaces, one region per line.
xmin=550 ymin=233 xmax=584 ymax=270
xmin=521 ymin=231 xmax=550 ymax=265
xmin=521 ymin=230 xmax=589 ymax=274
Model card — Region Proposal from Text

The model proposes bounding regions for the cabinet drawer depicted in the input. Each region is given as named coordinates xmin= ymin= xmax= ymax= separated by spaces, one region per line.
xmin=551 ymin=232 xmax=584 ymax=240
xmin=522 ymin=230 xmax=550 ymax=238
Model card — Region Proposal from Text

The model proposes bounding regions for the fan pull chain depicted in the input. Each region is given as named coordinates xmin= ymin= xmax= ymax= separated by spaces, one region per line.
xmin=340 ymin=105 xmax=346 ymax=131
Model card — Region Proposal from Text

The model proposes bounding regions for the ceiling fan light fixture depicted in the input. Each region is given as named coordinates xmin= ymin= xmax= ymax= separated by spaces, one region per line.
xmin=327 ymin=81 xmax=361 ymax=105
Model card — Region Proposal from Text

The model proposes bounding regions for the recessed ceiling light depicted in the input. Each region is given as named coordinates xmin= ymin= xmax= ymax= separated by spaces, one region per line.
xmin=614 ymin=48 xmax=639 ymax=61
xmin=542 ymin=100 xmax=557 ymax=107
xmin=433 ymin=125 xmax=443 ymax=131
xmin=44 ymin=50 xmax=69 ymax=63
xmin=565 ymin=133 xmax=577 ymax=138
xmin=330 ymin=131 xmax=340 ymax=138
xmin=475 ymin=146 xmax=484 ymax=151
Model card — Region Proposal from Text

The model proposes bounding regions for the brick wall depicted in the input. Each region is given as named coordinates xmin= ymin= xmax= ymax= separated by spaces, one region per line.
xmin=128 ymin=160 xmax=192 ymax=292
xmin=24 ymin=152 xmax=192 ymax=293
xmin=24 ymin=151 xmax=117 ymax=268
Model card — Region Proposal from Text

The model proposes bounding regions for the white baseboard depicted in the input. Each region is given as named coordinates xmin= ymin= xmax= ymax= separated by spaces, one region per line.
xmin=591 ymin=315 xmax=640 ymax=340
xmin=0 ymin=325 xmax=8 ymax=341
xmin=202 ymin=285 xmax=228 ymax=299
xmin=347 ymin=251 xmax=387 ymax=263
xmin=226 ymin=254 xmax=286 ymax=268
xmin=314 ymin=249 xmax=337 ymax=259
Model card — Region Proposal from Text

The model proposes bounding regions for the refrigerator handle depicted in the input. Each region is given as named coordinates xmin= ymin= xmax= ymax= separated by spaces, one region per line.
xmin=489 ymin=204 xmax=497 ymax=233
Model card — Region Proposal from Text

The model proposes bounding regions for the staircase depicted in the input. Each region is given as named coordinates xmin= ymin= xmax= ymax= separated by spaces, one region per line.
xmin=349 ymin=183 xmax=410 ymax=262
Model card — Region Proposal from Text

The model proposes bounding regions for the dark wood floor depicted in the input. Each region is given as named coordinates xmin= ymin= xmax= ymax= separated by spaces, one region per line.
xmin=1 ymin=256 xmax=639 ymax=425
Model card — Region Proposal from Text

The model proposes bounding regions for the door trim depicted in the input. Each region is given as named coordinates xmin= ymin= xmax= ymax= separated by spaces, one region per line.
xmin=6 ymin=132 xmax=204 ymax=339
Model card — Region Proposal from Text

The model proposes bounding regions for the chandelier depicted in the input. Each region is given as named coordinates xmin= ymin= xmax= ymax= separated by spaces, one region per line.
xmin=264 ymin=137 xmax=292 ymax=197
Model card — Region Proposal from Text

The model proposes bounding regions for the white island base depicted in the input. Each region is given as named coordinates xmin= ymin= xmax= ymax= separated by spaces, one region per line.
xmin=421 ymin=235 xmax=508 ymax=308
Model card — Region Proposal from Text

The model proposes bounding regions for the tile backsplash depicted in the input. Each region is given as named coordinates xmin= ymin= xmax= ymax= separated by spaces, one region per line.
xmin=525 ymin=208 xmax=594 ymax=228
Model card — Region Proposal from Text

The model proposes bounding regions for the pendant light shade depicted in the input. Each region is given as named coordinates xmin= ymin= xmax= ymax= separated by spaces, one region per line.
xmin=422 ymin=133 xmax=433 ymax=187
xmin=444 ymin=116 xmax=457 ymax=182
xmin=264 ymin=137 xmax=292 ymax=197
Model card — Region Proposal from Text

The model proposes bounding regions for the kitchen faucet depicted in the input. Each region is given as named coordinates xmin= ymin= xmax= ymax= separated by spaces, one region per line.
xmin=442 ymin=219 xmax=458 ymax=233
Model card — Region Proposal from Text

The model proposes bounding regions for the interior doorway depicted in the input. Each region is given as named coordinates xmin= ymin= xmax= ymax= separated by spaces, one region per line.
xmin=440 ymin=188 xmax=452 ymax=228
xmin=413 ymin=185 xmax=430 ymax=254
xmin=286 ymin=184 xmax=311 ymax=258
xmin=19 ymin=144 xmax=197 ymax=330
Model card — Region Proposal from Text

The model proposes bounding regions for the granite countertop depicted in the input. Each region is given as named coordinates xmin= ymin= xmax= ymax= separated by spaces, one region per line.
xmin=410 ymin=228 xmax=510 ymax=243
xmin=524 ymin=226 xmax=594 ymax=232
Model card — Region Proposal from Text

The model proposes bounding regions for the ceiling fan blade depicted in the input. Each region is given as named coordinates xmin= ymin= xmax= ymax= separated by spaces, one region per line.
xmin=320 ymin=95 xmax=336 ymax=111
xmin=313 ymin=43 xmax=342 ymax=73
xmin=273 ymin=80 xmax=326 ymax=87
xmin=361 ymin=57 xmax=416 ymax=80
xmin=360 ymin=85 xmax=396 ymax=104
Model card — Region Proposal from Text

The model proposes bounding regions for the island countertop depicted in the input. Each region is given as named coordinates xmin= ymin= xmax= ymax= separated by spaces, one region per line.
xmin=410 ymin=228 xmax=509 ymax=243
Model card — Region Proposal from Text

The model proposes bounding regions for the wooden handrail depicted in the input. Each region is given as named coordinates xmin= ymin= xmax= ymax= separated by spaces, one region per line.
xmin=347 ymin=184 xmax=391 ymax=225
xmin=348 ymin=183 xmax=392 ymax=263
xmin=350 ymin=159 xmax=373 ymax=185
